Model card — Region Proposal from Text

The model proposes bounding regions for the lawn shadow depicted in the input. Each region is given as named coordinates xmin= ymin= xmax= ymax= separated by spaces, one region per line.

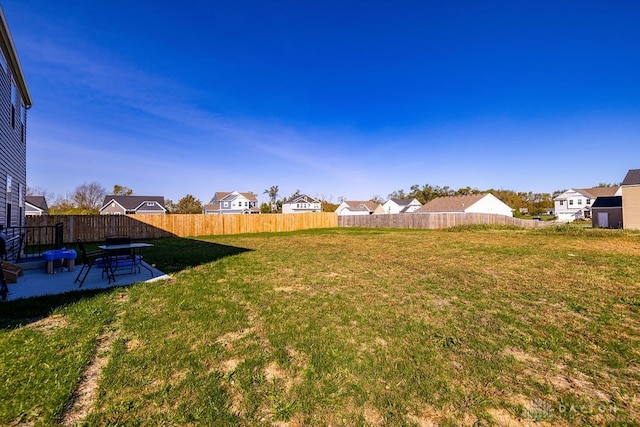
xmin=0 ymin=238 xmax=252 ymax=330
xmin=141 ymin=237 xmax=254 ymax=274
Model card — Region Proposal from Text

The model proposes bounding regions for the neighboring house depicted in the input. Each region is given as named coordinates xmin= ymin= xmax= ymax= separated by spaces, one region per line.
xmin=0 ymin=6 xmax=32 ymax=228
xmin=621 ymin=169 xmax=640 ymax=230
xmin=382 ymin=198 xmax=422 ymax=214
xmin=99 ymin=195 xmax=167 ymax=215
xmin=25 ymin=195 xmax=49 ymax=216
xmin=415 ymin=194 xmax=513 ymax=217
xmin=203 ymin=191 xmax=259 ymax=214
xmin=591 ymin=196 xmax=622 ymax=229
xmin=282 ymin=194 xmax=321 ymax=214
xmin=335 ymin=200 xmax=384 ymax=216
xmin=553 ymin=187 xmax=621 ymax=222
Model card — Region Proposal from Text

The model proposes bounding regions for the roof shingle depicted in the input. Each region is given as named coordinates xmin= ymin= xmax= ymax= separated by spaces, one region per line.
xmin=622 ymin=169 xmax=640 ymax=186
xmin=416 ymin=194 xmax=487 ymax=213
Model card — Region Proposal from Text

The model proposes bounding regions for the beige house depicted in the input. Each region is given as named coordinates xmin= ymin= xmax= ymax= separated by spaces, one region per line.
xmin=622 ymin=169 xmax=640 ymax=230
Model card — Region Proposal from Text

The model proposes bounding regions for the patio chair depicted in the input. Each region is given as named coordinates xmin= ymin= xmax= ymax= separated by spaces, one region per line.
xmin=105 ymin=235 xmax=131 ymax=256
xmin=74 ymin=239 xmax=104 ymax=287
xmin=104 ymin=235 xmax=138 ymax=275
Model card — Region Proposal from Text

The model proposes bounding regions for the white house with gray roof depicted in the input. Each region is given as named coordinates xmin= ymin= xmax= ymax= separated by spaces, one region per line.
xmin=335 ymin=200 xmax=385 ymax=216
xmin=204 ymin=191 xmax=259 ymax=214
xmin=282 ymin=194 xmax=321 ymax=214
xmin=553 ymin=187 xmax=621 ymax=222
xmin=382 ymin=198 xmax=422 ymax=214
xmin=25 ymin=195 xmax=49 ymax=216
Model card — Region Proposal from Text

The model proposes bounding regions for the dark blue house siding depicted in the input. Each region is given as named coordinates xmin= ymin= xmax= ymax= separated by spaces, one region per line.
xmin=0 ymin=48 xmax=27 ymax=228
xmin=0 ymin=7 xmax=30 ymax=229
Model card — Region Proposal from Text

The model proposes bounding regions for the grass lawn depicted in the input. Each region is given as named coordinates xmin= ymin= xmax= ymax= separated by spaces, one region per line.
xmin=1 ymin=226 xmax=639 ymax=426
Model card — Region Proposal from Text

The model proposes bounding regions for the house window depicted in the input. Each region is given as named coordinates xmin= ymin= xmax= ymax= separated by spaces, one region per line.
xmin=559 ymin=200 xmax=564 ymax=206
xmin=569 ymin=200 xmax=574 ymax=206
xmin=0 ymin=48 xmax=6 ymax=72
xmin=586 ymin=199 xmax=591 ymax=205
xmin=6 ymin=175 xmax=12 ymax=226
xmin=223 ymin=202 xmax=228 ymax=208
xmin=11 ymin=80 xmax=17 ymax=106
xmin=577 ymin=199 xmax=582 ymax=205
xmin=10 ymin=81 xmax=17 ymax=129
xmin=146 ymin=202 xmax=154 ymax=207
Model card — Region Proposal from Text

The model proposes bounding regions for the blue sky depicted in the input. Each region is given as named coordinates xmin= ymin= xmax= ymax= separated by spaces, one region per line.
xmin=4 ymin=1 xmax=640 ymax=204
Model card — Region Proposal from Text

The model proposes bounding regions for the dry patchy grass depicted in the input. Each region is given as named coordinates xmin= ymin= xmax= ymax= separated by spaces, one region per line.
xmin=3 ymin=228 xmax=640 ymax=426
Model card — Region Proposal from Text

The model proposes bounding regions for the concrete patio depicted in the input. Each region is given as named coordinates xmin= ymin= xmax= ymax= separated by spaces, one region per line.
xmin=3 ymin=259 xmax=171 ymax=301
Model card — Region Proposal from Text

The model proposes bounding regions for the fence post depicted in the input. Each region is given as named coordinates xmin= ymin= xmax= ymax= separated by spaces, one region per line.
xmin=55 ymin=223 xmax=64 ymax=249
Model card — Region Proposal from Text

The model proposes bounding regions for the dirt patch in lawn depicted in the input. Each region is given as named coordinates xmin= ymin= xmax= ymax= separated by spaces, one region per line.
xmin=27 ymin=314 xmax=69 ymax=335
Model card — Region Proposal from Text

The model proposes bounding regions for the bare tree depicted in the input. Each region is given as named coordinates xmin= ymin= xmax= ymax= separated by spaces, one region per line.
xmin=73 ymin=181 xmax=106 ymax=213
xmin=26 ymin=185 xmax=57 ymax=202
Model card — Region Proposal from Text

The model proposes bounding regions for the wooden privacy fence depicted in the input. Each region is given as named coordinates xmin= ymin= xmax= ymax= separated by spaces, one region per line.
xmin=338 ymin=213 xmax=545 ymax=229
xmin=26 ymin=213 xmax=339 ymax=243
xmin=26 ymin=212 xmax=542 ymax=244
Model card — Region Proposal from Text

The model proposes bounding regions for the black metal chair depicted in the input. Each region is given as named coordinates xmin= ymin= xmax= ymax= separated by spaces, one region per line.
xmin=74 ymin=239 xmax=104 ymax=287
xmin=104 ymin=235 xmax=138 ymax=276
xmin=105 ymin=235 xmax=131 ymax=256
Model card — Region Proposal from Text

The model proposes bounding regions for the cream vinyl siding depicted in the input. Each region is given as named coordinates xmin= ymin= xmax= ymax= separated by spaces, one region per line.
xmin=622 ymin=186 xmax=640 ymax=230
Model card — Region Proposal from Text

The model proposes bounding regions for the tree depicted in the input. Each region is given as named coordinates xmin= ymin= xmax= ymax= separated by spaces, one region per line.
xmin=73 ymin=182 xmax=106 ymax=213
xmin=26 ymin=185 xmax=58 ymax=205
xmin=319 ymin=193 xmax=338 ymax=213
xmin=260 ymin=202 xmax=271 ymax=213
xmin=49 ymin=195 xmax=77 ymax=215
xmin=387 ymin=189 xmax=406 ymax=200
xmin=172 ymin=194 xmax=203 ymax=214
xmin=370 ymin=195 xmax=384 ymax=205
xmin=112 ymin=184 xmax=133 ymax=196
xmin=264 ymin=185 xmax=279 ymax=213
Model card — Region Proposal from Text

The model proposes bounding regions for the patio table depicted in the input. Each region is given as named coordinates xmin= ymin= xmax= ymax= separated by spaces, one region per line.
xmin=98 ymin=242 xmax=154 ymax=283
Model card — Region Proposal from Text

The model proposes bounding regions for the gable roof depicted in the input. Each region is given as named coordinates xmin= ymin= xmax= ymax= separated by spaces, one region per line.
xmin=389 ymin=198 xmax=419 ymax=206
xmin=416 ymin=194 xmax=488 ymax=213
xmin=591 ymin=196 xmax=622 ymax=208
xmin=100 ymin=195 xmax=166 ymax=212
xmin=0 ymin=6 xmax=32 ymax=107
xmin=622 ymin=169 xmax=640 ymax=186
xmin=214 ymin=191 xmax=258 ymax=202
xmin=577 ymin=187 xmax=620 ymax=198
xmin=25 ymin=195 xmax=48 ymax=211
xmin=554 ymin=187 xmax=620 ymax=200
xmin=284 ymin=194 xmax=320 ymax=204
xmin=341 ymin=201 xmax=382 ymax=212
